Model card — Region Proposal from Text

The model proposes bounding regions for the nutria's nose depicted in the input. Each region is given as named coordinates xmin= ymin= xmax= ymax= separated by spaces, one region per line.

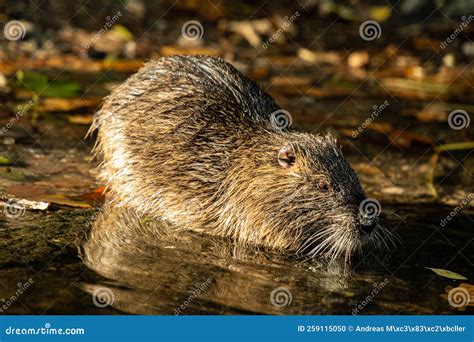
xmin=359 ymin=217 xmax=378 ymax=235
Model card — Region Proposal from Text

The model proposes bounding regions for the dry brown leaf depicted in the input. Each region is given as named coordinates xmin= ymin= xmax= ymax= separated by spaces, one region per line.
xmin=225 ymin=19 xmax=273 ymax=48
xmin=353 ymin=163 xmax=385 ymax=177
xmin=297 ymin=48 xmax=341 ymax=65
xmin=380 ymin=78 xmax=460 ymax=101
xmin=247 ymin=66 xmax=271 ymax=80
xmin=413 ymin=37 xmax=442 ymax=52
xmin=264 ymin=56 xmax=298 ymax=67
xmin=382 ymin=186 xmax=404 ymax=195
xmin=337 ymin=128 xmax=356 ymax=138
xmin=347 ymin=51 xmax=369 ymax=69
xmin=77 ymin=186 xmax=107 ymax=202
xmin=366 ymin=122 xmax=393 ymax=134
xmin=413 ymin=104 xmax=448 ymax=123
xmin=38 ymin=98 xmax=102 ymax=112
xmin=67 ymin=114 xmax=93 ymax=125
xmin=33 ymin=194 xmax=91 ymax=208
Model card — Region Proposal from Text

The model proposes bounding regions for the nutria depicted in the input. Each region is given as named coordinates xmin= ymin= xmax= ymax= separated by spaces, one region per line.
xmin=90 ymin=55 xmax=390 ymax=262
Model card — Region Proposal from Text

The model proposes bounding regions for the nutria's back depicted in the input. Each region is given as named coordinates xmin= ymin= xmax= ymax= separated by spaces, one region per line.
xmin=92 ymin=55 xmax=390 ymax=261
xmin=92 ymin=55 xmax=282 ymax=224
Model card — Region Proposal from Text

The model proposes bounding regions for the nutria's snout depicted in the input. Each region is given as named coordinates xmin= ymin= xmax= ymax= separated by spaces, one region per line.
xmin=358 ymin=213 xmax=378 ymax=236
xmin=352 ymin=198 xmax=397 ymax=257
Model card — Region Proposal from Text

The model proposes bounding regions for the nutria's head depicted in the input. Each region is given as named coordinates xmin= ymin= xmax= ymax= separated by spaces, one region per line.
xmin=217 ymin=131 xmax=390 ymax=262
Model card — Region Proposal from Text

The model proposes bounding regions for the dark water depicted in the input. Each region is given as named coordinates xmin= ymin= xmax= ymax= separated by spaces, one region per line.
xmin=1 ymin=200 xmax=472 ymax=315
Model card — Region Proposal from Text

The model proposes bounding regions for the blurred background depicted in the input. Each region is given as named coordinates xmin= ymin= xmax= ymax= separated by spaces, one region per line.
xmin=0 ymin=0 xmax=472 ymax=315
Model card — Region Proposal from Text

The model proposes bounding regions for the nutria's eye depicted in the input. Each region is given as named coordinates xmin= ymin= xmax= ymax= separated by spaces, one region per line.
xmin=317 ymin=180 xmax=331 ymax=192
xmin=278 ymin=144 xmax=296 ymax=168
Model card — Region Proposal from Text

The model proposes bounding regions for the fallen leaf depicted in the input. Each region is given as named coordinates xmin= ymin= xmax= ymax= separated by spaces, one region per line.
xmin=225 ymin=19 xmax=273 ymax=48
xmin=427 ymin=267 xmax=468 ymax=280
xmin=434 ymin=141 xmax=474 ymax=153
xmin=412 ymin=103 xmax=447 ymax=122
xmin=42 ymin=80 xmax=81 ymax=98
xmin=33 ymin=194 xmax=91 ymax=208
xmin=38 ymin=97 xmax=102 ymax=112
xmin=67 ymin=114 xmax=93 ymax=125
xmin=0 ymin=155 xmax=14 ymax=166
xmin=338 ymin=128 xmax=357 ymax=138
xmin=247 ymin=66 xmax=271 ymax=80
xmin=366 ymin=122 xmax=393 ymax=134
xmin=297 ymin=48 xmax=341 ymax=65
xmin=382 ymin=186 xmax=404 ymax=195
xmin=353 ymin=163 xmax=385 ymax=177
xmin=369 ymin=6 xmax=391 ymax=22
xmin=414 ymin=37 xmax=442 ymax=51
xmin=380 ymin=77 xmax=462 ymax=101
xmin=77 ymin=186 xmax=107 ymax=202
xmin=111 ymin=25 xmax=134 ymax=41
xmin=14 ymin=71 xmax=81 ymax=98
xmin=348 ymin=51 xmax=369 ymax=69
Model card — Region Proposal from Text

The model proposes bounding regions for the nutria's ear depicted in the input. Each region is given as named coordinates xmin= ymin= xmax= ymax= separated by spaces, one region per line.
xmin=278 ymin=144 xmax=296 ymax=168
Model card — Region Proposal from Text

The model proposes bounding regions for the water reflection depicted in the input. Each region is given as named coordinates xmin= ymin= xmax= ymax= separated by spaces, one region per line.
xmin=80 ymin=202 xmax=353 ymax=314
